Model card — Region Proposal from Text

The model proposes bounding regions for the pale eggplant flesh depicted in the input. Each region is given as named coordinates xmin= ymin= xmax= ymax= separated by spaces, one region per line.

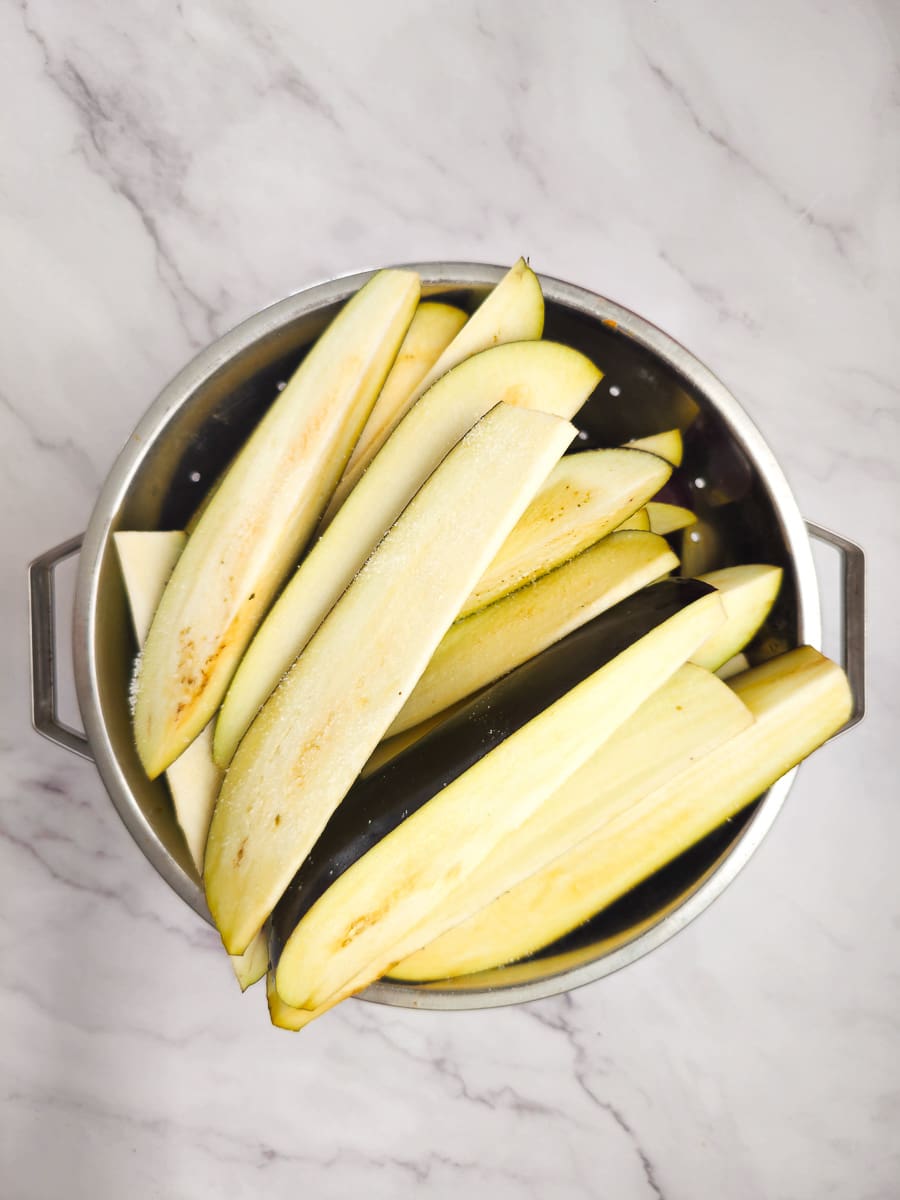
xmin=269 ymin=578 xmax=717 ymax=975
xmin=213 ymin=339 xmax=601 ymax=768
xmin=387 ymin=530 xmax=678 ymax=736
xmin=204 ymin=402 xmax=576 ymax=955
xmin=395 ymin=646 xmax=851 ymax=980
xmin=392 ymin=661 xmax=753 ymax=981
xmin=133 ymin=268 xmax=420 ymax=778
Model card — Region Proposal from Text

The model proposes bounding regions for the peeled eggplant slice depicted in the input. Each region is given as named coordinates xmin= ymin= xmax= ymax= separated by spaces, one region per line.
xmin=322 ymin=258 xmax=545 ymax=524
xmin=616 ymin=508 xmax=651 ymax=532
xmin=213 ymin=340 xmax=601 ymax=766
xmin=361 ymin=700 xmax=472 ymax=779
xmin=692 ymin=564 xmax=782 ymax=672
xmin=204 ymin=403 xmax=576 ymax=954
xmin=646 ymin=502 xmax=697 ymax=536
xmin=397 ymin=646 xmax=851 ymax=978
xmin=267 ymin=971 xmax=315 ymax=1031
xmin=270 ymin=579 xmax=724 ymax=1012
xmin=460 ymin=448 xmax=671 ymax=618
xmin=114 ymin=530 xmax=267 ymax=991
xmin=327 ymin=302 xmax=467 ymax=510
xmin=387 ymin=530 xmax=678 ymax=736
xmin=115 ymin=530 xmax=220 ymax=867
xmin=393 ymin=661 xmax=752 ymax=981
xmin=133 ymin=269 xmax=421 ymax=778
xmin=625 ymin=429 xmax=683 ymax=467
xmin=716 ymin=652 xmax=751 ymax=680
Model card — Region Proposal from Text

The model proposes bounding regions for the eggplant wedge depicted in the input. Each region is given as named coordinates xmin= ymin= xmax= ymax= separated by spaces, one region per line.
xmin=387 ymin=530 xmax=678 ymax=736
xmin=332 ymin=302 xmax=467 ymax=500
xmin=616 ymin=508 xmax=651 ymax=532
xmin=625 ymin=429 xmax=683 ymax=467
xmin=213 ymin=340 xmax=601 ymax=766
xmin=133 ymin=269 xmax=421 ymax=779
xmin=229 ymin=931 xmax=269 ymax=992
xmin=115 ymin=530 xmax=219 ymax=868
xmin=322 ymin=258 xmax=545 ymax=524
xmin=691 ymin=565 xmax=783 ymax=672
xmin=460 ymin=448 xmax=671 ymax=618
xmin=204 ymin=403 xmax=577 ymax=954
xmin=716 ymin=652 xmax=751 ymax=680
xmin=270 ymin=578 xmax=724 ymax=1012
xmin=396 ymin=646 xmax=851 ymax=977
xmin=393 ymin=662 xmax=752 ymax=980
xmin=646 ymin=502 xmax=697 ymax=536
xmin=267 ymin=971 xmax=316 ymax=1031
xmin=114 ymin=531 xmax=267 ymax=991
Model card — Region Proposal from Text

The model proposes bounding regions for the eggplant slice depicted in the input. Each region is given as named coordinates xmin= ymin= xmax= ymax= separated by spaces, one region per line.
xmin=397 ymin=646 xmax=851 ymax=980
xmin=270 ymin=578 xmax=723 ymax=1012
xmin=204 ymin=402 xmax=576 ymax=955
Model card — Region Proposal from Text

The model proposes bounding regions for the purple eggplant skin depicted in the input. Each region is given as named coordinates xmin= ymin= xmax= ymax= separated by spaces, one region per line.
xmin=268 ymin=577 xmax=716 ymax=970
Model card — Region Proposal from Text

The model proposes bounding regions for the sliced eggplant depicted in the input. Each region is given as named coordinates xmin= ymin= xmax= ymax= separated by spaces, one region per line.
xmin=114 ymin=530 xmax=266 ymax=991
xmin=361 ymin=700 xmax=472 ymax=779
xmin=230 ymin=930 xmax=269 ymax=992
xmin=134 ymin=269 xmax=421 ymax=779
xmin=204 ymin=403 xmax=577 ymax=954
xmin=625 ymin=429 xmax=683 ymax=467
xmin=327 ymin=302 xmax=467 ymax=511
xmin=414 ymin=258 xmax=544 ymax=396
xmin=396 ymin=646 xmax=851 ymax=977
xmin=393 ymin=662 xmax=752 ymax=981
xmin=647 ymin=501 xmax=697 ymax=536
xmin=460 ymin=448 xmax=671 ymax=619
xmin=716 ymin=652 xmax=751 ymax=680
xmin=213 ymin=340 xmax=601 ymax=766
xmin=387 ymin=530 xmax=678 ymax=736
xmin=616 ymin=508 xmax=651 ymax=532
xmin=270 ymin=579 xmax=724 ymax=1011
xmin=321 ymin=258 xmax=545 ymax=525
xmin=691 ymin=564 xmax=782 ymax=672
xmin=114 ymin=531 xmax=186 ymax=643
xmin=115 ymin=530 xmax=219 ymax=868
xmin=267 ymin=971 xmax=315 ymax=1030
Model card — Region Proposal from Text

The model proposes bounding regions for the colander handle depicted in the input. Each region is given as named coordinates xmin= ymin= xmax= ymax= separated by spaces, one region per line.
xmin=806 ymin=522 xmax=866 ymax=732
xmin=28 ymin=533 xmax=94 ymax=761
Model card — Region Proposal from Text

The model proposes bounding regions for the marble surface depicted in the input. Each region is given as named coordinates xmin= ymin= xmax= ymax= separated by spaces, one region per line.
xmin=3 ymin=1 xmax=899 ymax=1196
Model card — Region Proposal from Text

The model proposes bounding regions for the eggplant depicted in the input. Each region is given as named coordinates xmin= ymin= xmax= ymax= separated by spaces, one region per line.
xmin=616 ymin=508 xmax=651 ymax=532
xmin=332 ymin=302 xmax=467 ymax=501
xmin=361 ymin=700 xmax=472 ymax=780
xmin=204 ymin=403 xmax=576 ymax=954
xmin=213 ymin=339 xmax=601 ymax=767
xmin=267 ymin=971 xmax=315 ymax=1031
xmin=395 ymin=646 xmax=851 ymax=979
xmin=459 ymin=447 xmax=672 ymax=619
xmin=323 ymin=258 xmax=544 ymax=521
xmin=270 ymin=577 xmax=724 ymax=1011
xmin=115 ymin=530 xmax=220 ymax=871
xmin=133 ymin=268 xmax=421 ymax=778
xmin=114 ymin=530 xmax=267 ymax=991
xmin=624 ymin=429 xmax=683 ymax=466
xmin=716 ymin=652 xmax=751 ymax=680
xmin=393 ymin=661 xmax=752 ymax=981
xmin=646 ymin=502 xmax=697 ymax=536
xmin=691 ymin=564 xmax=782 ymax=672
xmin=386 ymin=530 xmax=679 ymax=737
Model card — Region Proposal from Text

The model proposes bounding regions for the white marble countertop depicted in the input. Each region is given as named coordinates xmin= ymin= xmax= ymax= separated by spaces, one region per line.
xmin=3 ymin=2 xmax=898 ymax=1197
